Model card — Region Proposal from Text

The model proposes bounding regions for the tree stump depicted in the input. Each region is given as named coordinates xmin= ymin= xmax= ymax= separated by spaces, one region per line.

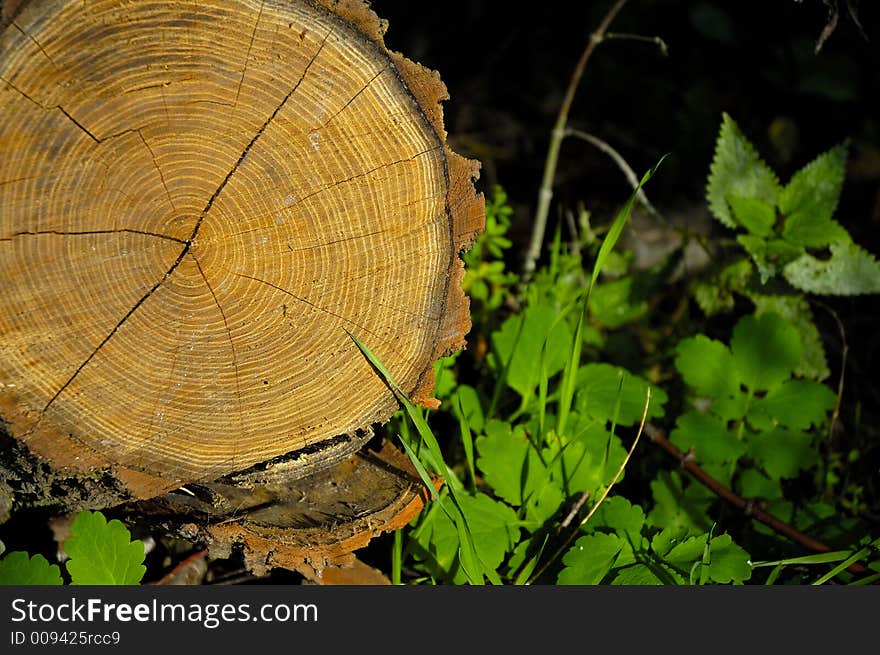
xmin=0 ymin=0 xmax=483 ymax=565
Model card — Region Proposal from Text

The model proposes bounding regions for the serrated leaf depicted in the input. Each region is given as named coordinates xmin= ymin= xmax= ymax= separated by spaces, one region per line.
xmin=651 ymin=526 xmax=692 ymax=558
xmin=675 ymin=335 xmax=739 ymax=399
xmin=611 ymin=564 xmax=665 ymax=585
xmin=748 ymin=427 xmax=816 ymax=480
xmin=707 ymin=113 xmax=780 ymax=228
xmin=737 ymin=235 xmax=804 ymax=283
xmin=0 ymin=552 xmax=63 ymax=585
xmin=670 ymin=411 xmax=746 ymax=483
xmin=748 ymin=293 xmax=828 ymax=380
xmin=782 ymin=215 xmax=850 ymax=248
xmin=706 ymin=534 xmax=752 ymax=584
xmin=778 ymin=141 xmax=848 ymax=231
xmin=728 ymin=195 xmax=776 ymax=236
xmin=748 ymin=380 xmax=837 ymax=430
xmin=783 ymin=241 xmax=880 ymax=295
xmin=574 ymin=363 xmax=667 ymax=426
xmin=557 ymin=532 xmax=623 ymax=584
xmin=64 ymin=511 xmax=145 ymax=585
xmin=731 ymin=313 xmax=801 ymax=392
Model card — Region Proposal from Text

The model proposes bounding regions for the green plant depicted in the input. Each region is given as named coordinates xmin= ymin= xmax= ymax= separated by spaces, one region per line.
xmin=0 ymin=510 xmax=145 ymax=585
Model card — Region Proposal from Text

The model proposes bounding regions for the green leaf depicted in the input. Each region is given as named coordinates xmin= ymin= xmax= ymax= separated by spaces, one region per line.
xmin=647 ymin=472 xmax=715 ymax=534
xmin=475 ymin=420 xmax=531 ymax=506
xmin=778 ymin=141 xmax=848 ymax=233
xmin=557 ymin=533 xmax=623 ymax=584
xmin=706 ymin=534 xmax=753 ymax=584
xmin=748 ymin=380 xmax=837 ymax=431
xmin=675 ymin=335 xmax=739 ymax=399
xmin=783 ymin=241 xmax=880 ymax=295
xmin=0 ymin=552 xmax=63 ymax=585
xmin=589 ymin=277 xmax=648 ymax=328
xmin=64 ymin=511 xmax=145 ymax=585
xmin=456 ymin=493 xmax=520 ymax=577
xmin=737 ymin=235 xmax=803 ymax=283
xmin=693 ymin=258 xmax=754 ymax=316
xmin=748 ymin=427 xmax=816 ymax=480
xmin=670 ymin=411 xmax=746 ymax=481
xmin=707 ymin=113 xmax=781 ymax=229
xmin=748 ymin=293 xmax=829 ymax=380
xmin=574 ymin=363 xmax=667 ymax=426
xmin=611 ymin=564 xmax=665 ymax=585
xmin=585 ymin=496 xmax=646 ymax=545
xmin=728 ymin=195 xmax=776 ymax=237
xmin=782 ymin=215 xmax=849 ymax=248
xmin=490 ymin=303 xmax=572 ymax=398
xmin=731 ymin=313 xmax=801 ymax=392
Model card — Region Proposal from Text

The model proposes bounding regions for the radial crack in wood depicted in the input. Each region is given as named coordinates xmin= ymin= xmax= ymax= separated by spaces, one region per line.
xmin=0 ymin=0 xmax=483 ymax=512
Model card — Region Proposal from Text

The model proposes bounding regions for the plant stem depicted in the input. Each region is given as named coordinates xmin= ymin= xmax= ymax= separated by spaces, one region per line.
xmin=645 ymin=424 xmax=870 ymax=575
xmin=522 ymin=0 xmax=629 ymax=282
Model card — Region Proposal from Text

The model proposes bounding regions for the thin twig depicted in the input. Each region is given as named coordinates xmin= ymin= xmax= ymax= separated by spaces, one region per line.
xmin=605 ymin=32 xmax=668 ymax=56
xmin=565 ymin=128 xmax=663 ymax=221
xmin=645 ymin=423 xmax=869 ymax=575
xmin=527 ymin=387 xmax=651 ymax=584
xmin=559 ymin=490 xmax=590 ymax=532
xmin=523 ymin=0 xmax=629 ymax=282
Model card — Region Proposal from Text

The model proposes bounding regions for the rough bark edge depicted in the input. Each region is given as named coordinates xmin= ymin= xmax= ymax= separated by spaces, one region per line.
xmin=151 ymin=441 xmax=441 ymax=578
xmin=317 ymin=0 xmax=486 ymax=409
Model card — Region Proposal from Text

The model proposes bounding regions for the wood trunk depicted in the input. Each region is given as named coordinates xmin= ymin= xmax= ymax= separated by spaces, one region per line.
xmin=0 ymin=0 xmax=482 ymax=565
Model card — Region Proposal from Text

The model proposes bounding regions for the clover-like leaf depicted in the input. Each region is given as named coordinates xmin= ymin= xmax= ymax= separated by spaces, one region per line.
xmin=748 ymin=293 xmax=828 ymax=380
xmin=64 ymin=511 xmax=145 ymax=585
xmin=490 ymin=303 xmax=572 ymax=397
xmin=647 ymin=471 xmax=715 ymax=534
xmin=707 ymin=113 xmax=781 ymax=229
xmin=731 ymin=313 xmax=801 ymax=392
xmin=748 ymin=380 xmax=837 ymax=431
xmin=748 ymin=427 xmax=816 ymax=480
xmin=475 ymin=420 xmax=532 ymax=506
xmin=705 ymin=533 xmax=752 ymax=584
xmin=778 ymin=141 xmax=848 ymax=233
xmin=574 ymin=363 xmax=667 ymax=426
xmin=783 ymin=241 xmax=880 ymax=295
xmin=670 ymin=411 xmax=745 ymax=483
xmin=557 ymin=532 xmax=623 ymax=585
xmin=0 ymin=552 xmax=63 ymax=585
xmin=610 ymin=564 xmax=665 ymax=585
xmin=675 ymin=334 xmax=739 ymax=399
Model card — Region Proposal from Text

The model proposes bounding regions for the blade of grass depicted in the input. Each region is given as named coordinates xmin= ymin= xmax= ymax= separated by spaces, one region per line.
xmin=764 ymin=563 xmax=784 ymax=585
xmin=513 ymin=534 xmax=550 ymax=585
xmin=455 ymin=392 xmax=477 ymax=493
xmin=751 ymin=551 xmax=853 ymax=568
xmin=392 ymin=528 xmax=403 ymax=585
xmin=556 ymin=158 xmax=664 ymax=436
xmin=348 ymin=330 xmax=495 ymax=584
xmin=811 ymin=547 xmax=871 ymax=585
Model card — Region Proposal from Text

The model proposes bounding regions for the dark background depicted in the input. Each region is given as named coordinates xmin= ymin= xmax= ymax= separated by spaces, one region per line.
xmin=371 ymin=0 xmax=880 ymax=470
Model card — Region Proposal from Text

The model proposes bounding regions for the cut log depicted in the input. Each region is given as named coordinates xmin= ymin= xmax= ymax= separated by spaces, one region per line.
xmin=0 ymin=0 xmax=483 ymax=515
